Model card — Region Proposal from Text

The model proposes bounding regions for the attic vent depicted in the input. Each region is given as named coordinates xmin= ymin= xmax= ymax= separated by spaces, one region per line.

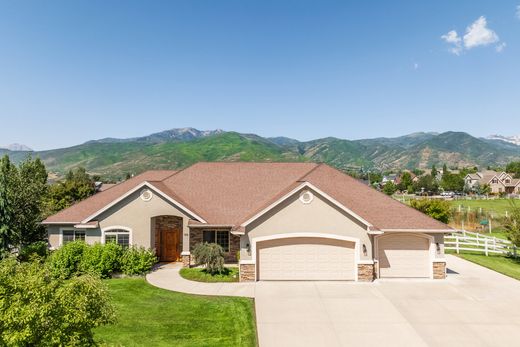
xmin=140 ymin=189 xmax=153 ymax=202
xmin=299 ymin=190 xmax=314 ymax=204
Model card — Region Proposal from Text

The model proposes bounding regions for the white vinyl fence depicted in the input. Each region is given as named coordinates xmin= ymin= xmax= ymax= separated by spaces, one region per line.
xmin=445 ymin=230 xmax=518 ymax=257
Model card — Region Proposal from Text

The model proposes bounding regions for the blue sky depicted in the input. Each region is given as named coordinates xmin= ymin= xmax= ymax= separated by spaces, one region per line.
xmin=0 ymin=0 xmax=519 ymax=150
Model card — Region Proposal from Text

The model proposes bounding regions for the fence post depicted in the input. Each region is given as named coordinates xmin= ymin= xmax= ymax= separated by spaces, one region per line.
xmin=485 ymin=238 xmax=488 ymax=256
xmin=514 ymin=245 xmax=517 ymax=259
xmin=493 ymin=237 xmax=496 ymax=252
xmin=476 ymin=233 xmax=479 ymax=246
xmin=456 ymin=235 xmax=460 ymax=254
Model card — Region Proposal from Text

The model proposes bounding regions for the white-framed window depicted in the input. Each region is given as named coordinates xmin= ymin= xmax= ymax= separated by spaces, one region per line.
xmin=202 ymin=230 xmax=230 ymax=252
xmin=61 ymin=229 xmax=86 ymax=245
xmin=102 ymin=226 xmax=132 ymax=248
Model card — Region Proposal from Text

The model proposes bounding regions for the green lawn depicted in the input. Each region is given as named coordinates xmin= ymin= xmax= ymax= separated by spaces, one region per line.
xmin=94 ymin=278 xmax=257 ymax=347
xmin=448 ymin=199 xmax=518 ymax=216
xmin=454 ymin=252 xmax=520 ymax=281
xmin=180 ymin=267 xmax=239 ymax=283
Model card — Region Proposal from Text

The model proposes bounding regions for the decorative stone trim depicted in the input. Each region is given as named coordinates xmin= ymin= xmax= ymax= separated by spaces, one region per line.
xmin=433 ymin=261 xmax=446 ymax=279
xmin=239 ymin=263 xmax=256 ymax=282
xmin=181 ymin=254 xmax=191 ymax=268
xmin=357 ymin=263 xmax=375 ymax=282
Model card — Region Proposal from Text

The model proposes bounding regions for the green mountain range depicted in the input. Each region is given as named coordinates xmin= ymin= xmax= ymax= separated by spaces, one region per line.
xmin=2 ymin=128 xmax=520 ymax=180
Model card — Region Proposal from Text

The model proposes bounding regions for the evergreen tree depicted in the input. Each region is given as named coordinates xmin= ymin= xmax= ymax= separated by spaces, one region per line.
xmin=0 ymin=156 xmax=15 ymax=253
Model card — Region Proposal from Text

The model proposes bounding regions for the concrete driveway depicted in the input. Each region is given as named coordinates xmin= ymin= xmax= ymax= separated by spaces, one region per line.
xmin=255 ymin=255 xmax=520 ymax=347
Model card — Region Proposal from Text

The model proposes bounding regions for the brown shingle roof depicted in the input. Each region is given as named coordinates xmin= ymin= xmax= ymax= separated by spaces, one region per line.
xmin=43 ymin=170 xmax=177 ymax=223
xmin=43 ymin=163 xmax=451 ymax=230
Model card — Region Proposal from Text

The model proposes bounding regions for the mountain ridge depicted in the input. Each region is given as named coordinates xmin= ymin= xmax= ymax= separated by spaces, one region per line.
xmin=3 ymin=128 xmax=520 ymax=179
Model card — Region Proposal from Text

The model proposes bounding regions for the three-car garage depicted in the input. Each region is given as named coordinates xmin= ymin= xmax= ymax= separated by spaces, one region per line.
xmin=253 ymin=233 xmax=435 ymax=281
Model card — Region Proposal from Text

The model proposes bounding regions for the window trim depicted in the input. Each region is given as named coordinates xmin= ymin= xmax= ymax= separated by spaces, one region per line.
xmin=202 ymin=229 xmax=230 ymax=252
xmin=101 ymin=226 xmax=133 ymax=246
xmin=59 ymin=227 xmax=86 ymax=246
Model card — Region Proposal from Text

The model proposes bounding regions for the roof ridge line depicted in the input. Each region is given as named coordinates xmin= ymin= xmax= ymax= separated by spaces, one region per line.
xmin=295 ymin=163 xmax=324 ymax=182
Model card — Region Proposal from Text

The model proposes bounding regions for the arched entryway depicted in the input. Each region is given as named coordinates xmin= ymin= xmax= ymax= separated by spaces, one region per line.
xmin=152 ymin=216 xmax=183 ymax=262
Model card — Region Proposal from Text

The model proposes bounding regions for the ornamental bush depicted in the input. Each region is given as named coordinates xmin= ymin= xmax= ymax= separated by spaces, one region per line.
xmin=410 ymin=199 xmax=451 ymax=224
xmin=192 ymin=242 xmax=225 ymax=274
xmin=80 ymin=242 xmax=123 ymax=278
xmin=0 ymin=257 xmax=115 ymax=346
xmin=18 ymin=241 xmax=49 ymax=262
xmin=48 ymin=241 xmax=88 ymax=279
xmin=120 ymin=246 xmax=157 ymax=276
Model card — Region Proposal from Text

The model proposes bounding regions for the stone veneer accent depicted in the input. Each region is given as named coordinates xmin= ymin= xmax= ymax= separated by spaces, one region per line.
xmin=433 ymin=261 xmax=446 ymax=279
xmin=189 ymin=229 xmax=240 ymax=263
xmin=357 ymin=263 xmax=375 ymax=282
xmin=239 ymin=263 xmax=256 ymax=282
xmin=181 ymin=254 xmax=190 ymax=268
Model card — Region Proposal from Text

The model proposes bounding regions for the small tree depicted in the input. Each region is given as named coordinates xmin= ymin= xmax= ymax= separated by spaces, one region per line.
xmin=382 ymin=181 xmax=397 ymax=196
xmin=0 ymin=257 xmax=115 ymax=346
xmin=192 ymin=242 xmax=225 ymax=274
xmin=503 ymin=202 xmax=520 ymax=247
xmin=410 ymin=199 xmax=451 ymax=224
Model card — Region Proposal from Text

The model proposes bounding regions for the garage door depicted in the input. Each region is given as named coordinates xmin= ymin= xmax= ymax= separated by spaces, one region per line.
xmin=257 ymin=237 xmax=355 ymax=281
xmin=377 ymin=234 xmax=430 ymax=278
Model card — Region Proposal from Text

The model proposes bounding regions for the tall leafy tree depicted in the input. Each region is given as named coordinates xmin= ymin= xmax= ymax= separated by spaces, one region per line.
xmin=431 ymin=164 xmax=438 ymax=179
xmin=12 ymin=158 xmax=48 ymax=246
xmin=45 ymin=167 xmax=96 ymax=216
xmin=397 ymin=172 xmax=413 ymax=192
xmin=0 ymin=156 xmax=48 ymax=254
xmin=0 ymin=156 xmax=15 ymax=253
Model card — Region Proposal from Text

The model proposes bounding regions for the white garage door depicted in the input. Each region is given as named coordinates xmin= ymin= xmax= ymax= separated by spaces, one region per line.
xmin=257 ymin=237 xmax=355 ymax=281
xmin=378 ymin=234 xmax=430 ymax=278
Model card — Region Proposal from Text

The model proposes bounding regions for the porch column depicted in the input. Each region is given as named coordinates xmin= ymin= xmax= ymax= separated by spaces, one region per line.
xmin=181 ymin=222 xmax=191 ymax=267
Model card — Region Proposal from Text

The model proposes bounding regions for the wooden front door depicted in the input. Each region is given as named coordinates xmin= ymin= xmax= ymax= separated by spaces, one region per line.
xmin=155 ymin=216 xmax=182 ymax=262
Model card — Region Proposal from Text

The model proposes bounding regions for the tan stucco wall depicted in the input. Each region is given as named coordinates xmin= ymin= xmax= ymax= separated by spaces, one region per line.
xmin=97 ymin=189 xmax=192 ymax=250
xmin=428 ymin=233 xmax=445 ymax=259
xmin=47 ymin=188 xmax=194 ymax=250
xmin=242 ymin=189 xmax=372 ymax=261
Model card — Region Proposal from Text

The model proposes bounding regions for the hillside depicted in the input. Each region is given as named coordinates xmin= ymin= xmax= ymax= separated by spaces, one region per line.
xmin=4 ymin=128 xmax=520 ymax=180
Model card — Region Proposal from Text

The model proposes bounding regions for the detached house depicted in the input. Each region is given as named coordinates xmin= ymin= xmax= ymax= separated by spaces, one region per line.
xmin=465 ymin=171 xmax=520 ymax=194
xmin=43 ymin=162 xmax=451 ymax=282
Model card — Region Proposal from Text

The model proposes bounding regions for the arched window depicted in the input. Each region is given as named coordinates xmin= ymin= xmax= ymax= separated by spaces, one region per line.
xmin=103 ymin=227 xmax=132 ymax=248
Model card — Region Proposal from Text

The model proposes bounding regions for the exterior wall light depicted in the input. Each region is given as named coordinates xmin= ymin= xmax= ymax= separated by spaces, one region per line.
xmin=362 ymin=244 xmax=367 ymax=256
xmin=436 ymin=242 xmax=440 ymax=254
xmin=246 ymin=243 xmax=251 ymax=255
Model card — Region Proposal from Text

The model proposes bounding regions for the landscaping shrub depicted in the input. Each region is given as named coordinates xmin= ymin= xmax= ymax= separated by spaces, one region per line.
xmin=0 ymin=257 xmax=115 ymax=346
xmin=192 ymin=242 xmax=225 ymax=274
xmin=80 ymin=242 xmax=123 ymax=278
xmin=18 ymin=241 xmax=49 ymax=262
xmin=410 ymin=199 xmax=451 ymax=224
xmin=120 ymin=246 xmax=157 ymax=275
xmin=48 ymin=241 xmax=88 ymax=279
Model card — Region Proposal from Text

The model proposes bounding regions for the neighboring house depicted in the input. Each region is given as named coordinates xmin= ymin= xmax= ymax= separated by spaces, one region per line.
xmin=43 ymin=162 xmax=451 ymax=282
xmin=464 ymin=171 xmax=520 ymax=194
xmin=381 ymin=174 xmax=397 ymax=185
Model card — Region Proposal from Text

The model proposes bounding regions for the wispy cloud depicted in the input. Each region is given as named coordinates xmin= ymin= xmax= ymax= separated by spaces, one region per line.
xmin=516 ymin=5 xmax=520 ymax=19
xmin=413 ymin=62 xmax=419 ymax=70
xmin=441 ymin=16 xmax=504 ymax=55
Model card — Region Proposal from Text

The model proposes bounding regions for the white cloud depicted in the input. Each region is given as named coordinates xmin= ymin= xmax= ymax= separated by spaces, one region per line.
xmin=441 ymin=30 xmax=463 ymax=55
xmin=463 ymin=16 xmax=499 ymax=49
xmin=441 ymin=16 xmax=504 ymax=55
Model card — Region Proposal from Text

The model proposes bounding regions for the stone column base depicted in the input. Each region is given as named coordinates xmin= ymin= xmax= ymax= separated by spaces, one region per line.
xmin=239 ymin=263 xmax=256 ymax=282
xmin=357 ymin=263 xmax=375 ymax=282
xmin=181 ymin=254 xmax=191 ymax=268
xmin=433 ymin=261 xmax=446 ymax=279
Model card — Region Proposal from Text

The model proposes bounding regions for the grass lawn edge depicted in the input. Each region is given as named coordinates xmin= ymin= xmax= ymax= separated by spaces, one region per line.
xmin=453 ymin=253 xmax=520 ymax=281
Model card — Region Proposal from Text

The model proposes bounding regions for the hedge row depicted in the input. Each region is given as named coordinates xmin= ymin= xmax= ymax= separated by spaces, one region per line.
xmin=48 ymin=241 xmax=157 ymax=279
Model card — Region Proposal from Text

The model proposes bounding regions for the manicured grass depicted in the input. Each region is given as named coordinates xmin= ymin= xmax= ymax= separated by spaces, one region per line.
xmin=448 ymin=199 xmax=518 ymax=216
xmin=94 ymin=278 xmax=257 ymax=347
xmin=180 ymin=267 xmax=239 ymax=283
xmin=454 ymin=252 xmax=520 ymax=281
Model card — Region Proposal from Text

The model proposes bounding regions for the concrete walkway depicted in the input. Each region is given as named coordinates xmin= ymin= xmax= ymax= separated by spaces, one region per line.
xmin=146 ymin=263 xmax=255 ymax=298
